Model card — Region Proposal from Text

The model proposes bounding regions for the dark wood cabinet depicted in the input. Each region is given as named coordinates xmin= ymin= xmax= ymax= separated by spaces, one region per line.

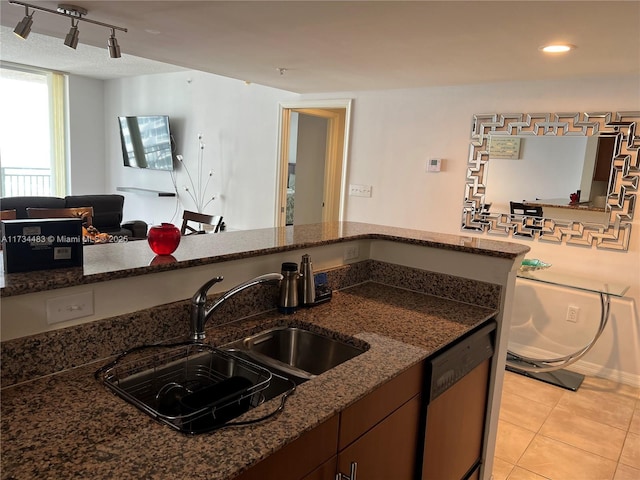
xmin=337 ymin=395 xmax=421 ymax=480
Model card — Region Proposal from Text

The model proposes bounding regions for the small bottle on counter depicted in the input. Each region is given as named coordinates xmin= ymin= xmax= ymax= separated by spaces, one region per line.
xmin=278 ymin=262 xmax=299 ymax=314
xmin=313 ymin=272 xmax=332 ymax=304
xmin=300 ymin=254 xmax=316 ymax=306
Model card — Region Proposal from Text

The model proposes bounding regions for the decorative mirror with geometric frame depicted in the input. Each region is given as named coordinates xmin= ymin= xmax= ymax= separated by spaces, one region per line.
xmin=462 ymin=112 xmax=639 ymax=251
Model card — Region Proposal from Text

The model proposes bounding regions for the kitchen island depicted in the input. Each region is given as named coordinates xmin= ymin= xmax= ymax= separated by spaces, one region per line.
xmin=0 ymin=222 xmax=529 ymax=479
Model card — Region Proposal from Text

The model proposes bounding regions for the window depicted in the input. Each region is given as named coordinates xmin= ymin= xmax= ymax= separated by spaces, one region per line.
xmin=0 ymin=64 xmax=68 ymax=197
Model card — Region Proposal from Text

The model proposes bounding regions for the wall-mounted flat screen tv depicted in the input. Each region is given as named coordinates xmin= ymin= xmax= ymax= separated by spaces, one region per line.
xmin=118 ymin=115 xmax=174 ymax=170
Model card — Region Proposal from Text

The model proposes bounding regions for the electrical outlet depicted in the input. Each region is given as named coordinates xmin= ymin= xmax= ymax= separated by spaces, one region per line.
xmin=46 ymin=291 xmax=94 ymax=324
xmin=566 ymin=305 xmax=580 ymax=323
xmin=344 ymin=244 xmax=359 ymax=261
xmin=349 ymin=184 xmax=372 ymax=197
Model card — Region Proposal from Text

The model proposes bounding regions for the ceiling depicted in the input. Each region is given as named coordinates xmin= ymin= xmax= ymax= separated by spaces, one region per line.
xmin=1 ymin=1 xmax=639 ymax=93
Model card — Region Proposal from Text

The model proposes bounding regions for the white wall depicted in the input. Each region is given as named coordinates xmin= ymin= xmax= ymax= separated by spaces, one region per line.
xmin=67 ymin=75 xmax=106 ymax=195
xmin=102 ymin=71 xmax=297 ymax=229
xmin=302 ymin=75 xmax=640 ymax=386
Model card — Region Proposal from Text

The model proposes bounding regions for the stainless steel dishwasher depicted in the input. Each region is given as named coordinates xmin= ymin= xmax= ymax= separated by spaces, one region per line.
xmin=419 ymin=320 xmax=496 ymax=480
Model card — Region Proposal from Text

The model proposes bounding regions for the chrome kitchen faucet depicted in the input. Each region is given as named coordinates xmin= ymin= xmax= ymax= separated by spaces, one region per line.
xmin=190 ymin=273 xmax=283 ymax=342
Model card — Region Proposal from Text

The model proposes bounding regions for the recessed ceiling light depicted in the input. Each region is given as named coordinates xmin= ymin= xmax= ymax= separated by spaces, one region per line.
xmin=540 ymin=44 xmax=576 ymax=53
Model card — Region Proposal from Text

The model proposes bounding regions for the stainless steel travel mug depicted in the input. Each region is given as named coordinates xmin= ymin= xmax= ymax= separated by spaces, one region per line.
xmin=278 ymin=262 xmax=299 ymax=314
xmin=300 ymin=254 xmax=316 ymax=306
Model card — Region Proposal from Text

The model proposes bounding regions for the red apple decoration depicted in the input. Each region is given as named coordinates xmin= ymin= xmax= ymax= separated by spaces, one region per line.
xmin=148 ymin=223 xmax=181 ymax=255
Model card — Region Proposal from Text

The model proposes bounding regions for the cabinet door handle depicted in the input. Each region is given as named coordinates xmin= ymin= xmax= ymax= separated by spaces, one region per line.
xmin=335 ymin=462 xmax=357 ymax=480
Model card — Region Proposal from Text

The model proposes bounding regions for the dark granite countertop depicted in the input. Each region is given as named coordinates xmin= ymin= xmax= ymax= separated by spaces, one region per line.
xmin=0 ymin=222 xmax=529 ymax=297
xmin=1 ymin=282 xmax=497 ymax=480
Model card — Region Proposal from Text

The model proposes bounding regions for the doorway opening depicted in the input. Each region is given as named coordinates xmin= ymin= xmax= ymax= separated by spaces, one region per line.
xmin=276 ymin=100 xmax=351 ymax=227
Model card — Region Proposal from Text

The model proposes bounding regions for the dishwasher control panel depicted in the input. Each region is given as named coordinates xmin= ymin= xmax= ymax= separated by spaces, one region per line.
xmin=427 ymin=321 xmax=496 ymax=402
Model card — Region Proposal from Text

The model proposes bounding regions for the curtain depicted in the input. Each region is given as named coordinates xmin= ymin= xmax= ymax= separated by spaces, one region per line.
xmin=49 ymin=71 xmax=67 ymax=196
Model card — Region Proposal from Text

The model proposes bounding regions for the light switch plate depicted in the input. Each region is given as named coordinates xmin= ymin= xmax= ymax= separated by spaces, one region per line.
xmin=46 ymin=291 xmax=94 ymax=324
xmin=349 ymin=184 xmax=372 ymax=197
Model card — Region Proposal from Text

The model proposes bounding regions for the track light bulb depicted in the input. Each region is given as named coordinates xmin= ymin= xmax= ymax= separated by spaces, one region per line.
xmin=108 ymin=29 xmax=121 ymax=58
xmin=64 ymin=20 xmax=79 ymax=49
xmin=13 ymin=6 xmax=33 ymax=39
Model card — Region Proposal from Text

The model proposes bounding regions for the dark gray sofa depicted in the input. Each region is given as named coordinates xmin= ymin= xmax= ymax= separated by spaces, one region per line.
xmin=0 ymin=194 xmax=147 ymax=238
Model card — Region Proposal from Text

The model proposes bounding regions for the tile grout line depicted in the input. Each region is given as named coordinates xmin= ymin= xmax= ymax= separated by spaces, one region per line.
xmin=617 ymin=431 xmax=640 ymax=471
xmin=507 ymin=465 xmax=553 ymax=480
xmin=614 ymin=430 xmax=629 ymax=466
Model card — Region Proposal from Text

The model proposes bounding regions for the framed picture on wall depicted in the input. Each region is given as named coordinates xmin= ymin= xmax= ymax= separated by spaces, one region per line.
xmin=489 ymin=136 xmax=521 ymax=160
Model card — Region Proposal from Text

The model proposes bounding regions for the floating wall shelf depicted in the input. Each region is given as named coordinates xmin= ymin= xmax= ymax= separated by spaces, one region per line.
xmin=117 ymin=187 xmax=176 ymax=197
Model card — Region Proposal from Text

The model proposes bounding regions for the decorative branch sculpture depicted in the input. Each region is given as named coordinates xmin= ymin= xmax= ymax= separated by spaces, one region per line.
xmin=176 ymin=134 xmax=216 ymax=213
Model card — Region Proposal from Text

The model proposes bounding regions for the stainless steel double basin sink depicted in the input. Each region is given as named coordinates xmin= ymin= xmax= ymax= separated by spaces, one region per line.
xmin=221 ymin=326 xmax=367 ymax=382
xmin=98 ymin=325 xmax=367 ymax=433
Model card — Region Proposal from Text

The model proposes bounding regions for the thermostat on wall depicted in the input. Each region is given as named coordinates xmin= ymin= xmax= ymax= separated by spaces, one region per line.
xmin=426 ymin=158 xmax=442 ymax=172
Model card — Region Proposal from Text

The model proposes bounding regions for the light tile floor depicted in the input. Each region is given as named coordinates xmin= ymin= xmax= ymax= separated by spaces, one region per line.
xmin=494 ymin=371 xmax=640 ymax=480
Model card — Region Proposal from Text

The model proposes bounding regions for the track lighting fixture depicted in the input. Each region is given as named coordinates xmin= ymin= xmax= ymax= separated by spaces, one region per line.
xmin=13 ymin=5 xmax=33 ymax=39
xmin=9 ymin=1 xmax=127 ymax=57
xmin=64 ymin=19 xmax=80 ymax=49
xmin=108 ymin=29 xmax=121 ymax=59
